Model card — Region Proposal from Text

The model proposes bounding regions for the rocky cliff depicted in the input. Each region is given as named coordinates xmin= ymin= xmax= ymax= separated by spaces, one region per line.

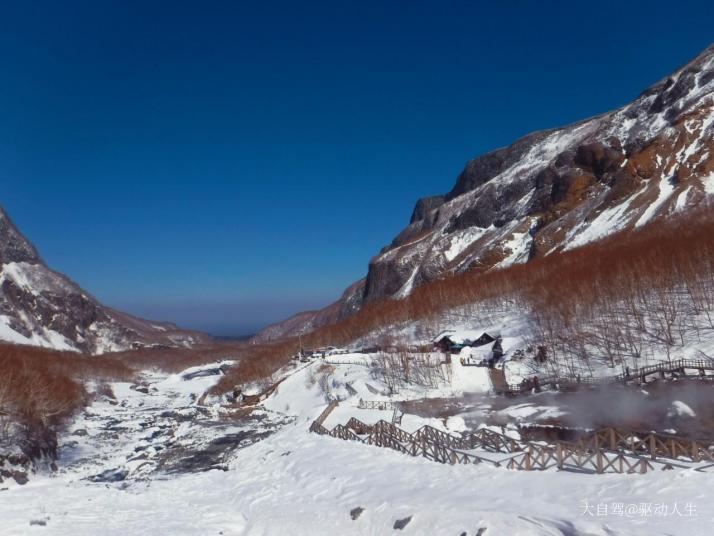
xmin=0 ymin=207 xmax=209 ymax=354
xmin=255 ymin=44 xmax=714 ymax=341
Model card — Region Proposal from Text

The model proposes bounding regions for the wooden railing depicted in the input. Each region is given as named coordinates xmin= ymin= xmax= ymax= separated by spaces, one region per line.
xmin=323 ymin=358 xmax=370 ymax=367
xmin=506 ymin=358 xmax=714 ymax=395
xmin=309 ymin=405 xmax=695 ymax=474
xmin=308 ymin=399 xmax=339 ymax=433
xmin=576 ymin=426 xmax=714 ymax=463
xmin=505 ymin=442 xmax=653 ymax=474
xmin=358 ymin=399 xmax=400 ymax=411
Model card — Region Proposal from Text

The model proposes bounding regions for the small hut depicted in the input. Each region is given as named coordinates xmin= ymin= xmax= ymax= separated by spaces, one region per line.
xmin=432 ymin=331 xmax=464 ymax=354
xmin=471 ymin=332 xmax=497 ymax=348
xmin=433 ymin=330 xmax=500 ymax=354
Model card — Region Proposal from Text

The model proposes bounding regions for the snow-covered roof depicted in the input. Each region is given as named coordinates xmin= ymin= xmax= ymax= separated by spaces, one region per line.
xmin=432 ymin=330 xmax=456 ymax=343
xmin=432 ymin=329 xmax=500 ymax=346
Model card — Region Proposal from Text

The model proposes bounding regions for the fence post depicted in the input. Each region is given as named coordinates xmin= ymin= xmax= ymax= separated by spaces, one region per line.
xmin=692 ymin=441 xmax=701 ymax=463
xmin=668 ymin=439 xmax=676 ymax=459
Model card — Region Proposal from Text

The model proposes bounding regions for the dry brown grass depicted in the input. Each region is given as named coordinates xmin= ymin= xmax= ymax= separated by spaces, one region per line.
xmin=208 ymin=340 xmax=302 ymax=395
xmin=0 ymin=344 xmax=133 ymax=425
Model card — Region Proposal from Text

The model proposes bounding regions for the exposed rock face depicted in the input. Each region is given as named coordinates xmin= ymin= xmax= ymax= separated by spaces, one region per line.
xmin=410 ymin=196 xmax=445 ymax=225
xmin=361 ymin=44 xmax=714 ymax=304
xmin=254 ymin=44 xmax=714 ymax=342
xmin=0 ymin=209 xmax=40 ymax=264
xmin=0 ymin=207 xmax=209 ymax=353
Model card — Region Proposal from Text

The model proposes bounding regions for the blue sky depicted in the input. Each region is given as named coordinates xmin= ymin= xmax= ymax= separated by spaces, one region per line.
xmin=2 ymin=1 xmax=713 ymax=334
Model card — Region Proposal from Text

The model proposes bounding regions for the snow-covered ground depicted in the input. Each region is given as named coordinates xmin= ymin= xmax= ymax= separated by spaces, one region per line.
xmin=6 ymin=419 xmax=712 ymax=535
xmin=3 ymin=354 xmax=714 ymax=535
xmin=56 ymin=362 xmax=294 ymax=482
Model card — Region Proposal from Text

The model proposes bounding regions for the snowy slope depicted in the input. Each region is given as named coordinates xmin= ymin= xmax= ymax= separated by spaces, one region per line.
xmin=2 ymin=358 xmax=714 ymax=535
xmin=5 ymin=423 xmax=713 ymax=535
xmin=0 ymin=207 xmax=209 ymax=353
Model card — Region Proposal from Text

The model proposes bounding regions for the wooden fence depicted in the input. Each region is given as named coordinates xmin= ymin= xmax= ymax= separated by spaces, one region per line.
xmin=309 ymin=408 xmax=694 ymax=474
xmin=505 ymin=442 xmax=653 ymax=473
xmin=506 ymin=358 xmax=714 ymax=396
xmin=575 ymin=426 xmax=714 ymax=463
xmin=308 ymin=399 xmax=339 ymax=433
xmin=323 ymin=358 xmax=370 ymax=367
xmin=357 ymin=399 xmax=400 ymax=411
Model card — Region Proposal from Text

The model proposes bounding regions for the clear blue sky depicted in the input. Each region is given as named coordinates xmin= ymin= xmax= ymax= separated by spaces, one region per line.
xmin=2 ymin=1 xmax=712 ymax=335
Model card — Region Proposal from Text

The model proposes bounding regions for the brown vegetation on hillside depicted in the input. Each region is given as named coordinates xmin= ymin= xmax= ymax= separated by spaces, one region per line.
xmin=523 ymin=207 xmax=714 ymax=376
xmin=202 ymin=207 xmax=714 ymax=393
xmin=106 ymin=341 xmax=301 ymax=396
xmin=0 ymin=344 xmax=133 ymax=460
xmin=0 ymin=344 xmax=132 ymax=424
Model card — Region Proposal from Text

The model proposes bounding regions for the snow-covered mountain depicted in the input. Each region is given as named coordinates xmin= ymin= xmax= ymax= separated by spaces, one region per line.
xmin=0 ymin=207 xmax=209 ymax=353
xmin=255 ymin=44 xmax=714 ymax=342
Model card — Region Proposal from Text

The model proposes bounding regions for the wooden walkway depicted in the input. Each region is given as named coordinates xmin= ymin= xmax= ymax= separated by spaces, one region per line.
xmin=308 ymin=399 xmax=339 ymax=433
xmin=504 ymin=358 xmax=714 ymax=396
xmin=310 ymin=407 xmax=714 ymax=474
xmin=488 ymin=368 xmax=508 ymax=393
xmin=573 ymin=426 xmax=714 ymax=463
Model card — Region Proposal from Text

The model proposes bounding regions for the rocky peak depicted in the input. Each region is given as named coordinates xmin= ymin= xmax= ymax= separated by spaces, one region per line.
xmin=410 ymin=196 xmax=445 ymax=224
xmin=446 ymin=129 xmax=556 ymax=201
xmin=644 ymin=44 xmax=714 ymax=117
xmin=0 ymin=207 xmax=41 ymax=265
xmin=359 ymin=44 xmax=714 ymax=303
xmin=0 ymin=206 xmax=209 ymax=353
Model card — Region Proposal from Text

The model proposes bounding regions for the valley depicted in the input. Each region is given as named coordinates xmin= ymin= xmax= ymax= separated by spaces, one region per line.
xmin=2 ymin=18 xmax=714 ymax=535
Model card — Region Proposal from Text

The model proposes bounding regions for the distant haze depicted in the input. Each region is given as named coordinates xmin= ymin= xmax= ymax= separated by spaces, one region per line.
xmin=110 ymin=297 xmax=333 ymax=337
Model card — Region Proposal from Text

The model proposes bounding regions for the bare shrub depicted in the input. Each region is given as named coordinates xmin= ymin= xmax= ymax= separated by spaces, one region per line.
xmin=371 ymin=349 xmax=447 ymax=393
xmin=0 ymin=344 xmax=135 ymax=461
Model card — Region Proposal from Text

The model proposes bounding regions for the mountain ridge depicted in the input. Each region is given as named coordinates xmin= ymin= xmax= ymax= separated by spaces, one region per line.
xmin=0 ymin=206 xmax=210 ymax=354
xmin=254 ymin=43 xmax=714 ymax=343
